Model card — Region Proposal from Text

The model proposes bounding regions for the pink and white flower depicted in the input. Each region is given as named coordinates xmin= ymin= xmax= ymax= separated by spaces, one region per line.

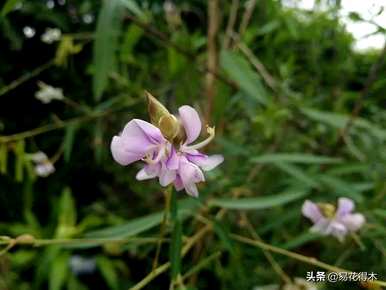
xmin=111 ymin=101 xmax=223 ymax=197
xmin=302 ymin=197 xmax=365 ymax=241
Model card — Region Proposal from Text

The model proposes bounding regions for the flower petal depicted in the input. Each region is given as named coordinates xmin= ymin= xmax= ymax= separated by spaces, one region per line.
xmin=174 ymin=175 xmax=184 ymax=191
xmin=336 ymin=197 xmax=355 ymax=217
xmin=159 ymin=163 xmax=176 ymax=186
xmin=178 ymin=105 xmax=202 ymax=144
xmin=192 ymin=154 xmax=224 ymax=171
xmin=341 ymin=213 xmax=365 ymax=232
xmin=122 ymin=119 xmax=165 ymax=144
xmin=329 ymin=221 xmax=348 ymax=242
xmin=111 ymin=119 xmax=164 ymax=166
xmin=178 ymin=156 xmax=205 ymax=197
xmin=302 ymin=200 xmax=323 ymax=224
xmin=136 ymin=164 xmax=160 ymax=180
xmin=184 ymin=182 xmax=199 ymax=197
xmin=166 ymin=145 xmax=179 ymax=170
xmin=310 ymin=219 xmax=330 ymax=235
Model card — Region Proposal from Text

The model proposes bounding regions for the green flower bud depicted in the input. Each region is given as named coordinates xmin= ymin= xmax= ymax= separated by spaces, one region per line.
xmin=145 ymin=91 xmax=184 ymax=143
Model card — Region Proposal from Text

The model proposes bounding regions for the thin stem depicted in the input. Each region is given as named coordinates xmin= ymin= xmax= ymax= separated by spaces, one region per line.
xmin=0 ymin=61 xmax=54 ymax=97
xmin=205 ymin=0 xmax=220 ymax=123
xmin=152 ymin=186 xmax=172 ymax=270
xmin=0 ymin=106 xmax=129 ymax=144
xmin=231 ymin=234 xmax=386 ymax=287
xmin=130 ymin=225 xmax=212 ymax=290
xmin=240 ymin=212 xmax=292 ymax=284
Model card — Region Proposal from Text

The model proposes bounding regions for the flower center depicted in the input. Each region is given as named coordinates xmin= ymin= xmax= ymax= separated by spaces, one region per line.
xmin=142 ymin=144 xmax=167 ymax=164
xmin=318 ymin=203 xmax=336 ymax=219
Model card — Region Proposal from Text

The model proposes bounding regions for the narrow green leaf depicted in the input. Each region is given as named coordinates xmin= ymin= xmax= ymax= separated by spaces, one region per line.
xmin=97 ymin=256 xmax=119 ymax=290
xmin=280 ymin=231 xmax=321 ymax=250
xmin=209 ymin=190 xmax=309 ymax=210
xmin=302 ymin=108 xmax=386 ymax=140
xmin=251 ymin=153 xmax=341 ymax=164
xmin=220 ymin=50 xmax=268 ymax=105
xmin=14 ymin=140 xmax=25 ymax=182
xmin=55 ymin=188 xmax=77 ymax=238
xmin=373 ymin=209 xmax=386 ymax=220
xmin=85 ymin=198 xmax=200 ymax=239
xmin=93 ymin=0 xmax=122 ymax=101
xmin=275 ymin=162 xmax=319 ymax=188
xmin=318 ymin=175 xmax=364 ymax=202
xmin=119 ymin=0 xmax=145 ymax=19
xmin=0 ymin=143 xmax=7 ymax=174
xmin=1 ymin=0 xmax=21 ymax=17
xmin=49 ymin=252 xmax=69 ymax=290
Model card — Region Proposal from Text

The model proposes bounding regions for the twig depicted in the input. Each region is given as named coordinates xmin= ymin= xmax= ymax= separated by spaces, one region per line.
xmin=223 ymin=0 xmax=240 ymax=49
xmin=0 ymin=61 xmax=54 ymax=97
xmin=334 ymin=40 xmax=386 ymax=152
xmin=240 ymin=212 xmax=292 ymax=284
xmin=231 ymin=234 xmax=386 ymax=288
xmin=238 ymin=0 xmax=257 ymax=38
xmin=236 ymin=41 xmax=278 ymax=93
xmin=0 ymin=105 xmax=133 ymax=144
xmin=205 ymin=0 xmax=220 ymax=123
xmin=124 ymin=14 xmax=238 ymax=90
xmin=130 ymin=225 xmax=212 ymax=290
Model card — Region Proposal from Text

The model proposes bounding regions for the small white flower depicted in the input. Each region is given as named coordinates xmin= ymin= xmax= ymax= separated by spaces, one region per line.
xmin=41 ymin=28 xmax=62 ymax=44
xmin=23 ymin=26 xmax=36 ymax=38
xmin=29 ymin=151 xmax=55 ymax=177
xmin=35 ymin=81 xmax=64 ymax=104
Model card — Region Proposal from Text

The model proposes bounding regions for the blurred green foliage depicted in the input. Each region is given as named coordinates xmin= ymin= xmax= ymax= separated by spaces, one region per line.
xmin=0 ymin=0 xmax=385 ymax=289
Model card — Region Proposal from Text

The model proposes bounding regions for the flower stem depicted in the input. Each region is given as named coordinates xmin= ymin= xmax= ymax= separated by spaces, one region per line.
xmin=152 ymin=186 xmax=173 ymax=270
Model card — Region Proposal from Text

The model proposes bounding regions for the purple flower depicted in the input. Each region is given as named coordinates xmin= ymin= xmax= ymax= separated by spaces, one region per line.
xmin=111 ymin=101 xmax=223 ymax=197
xmin=302 ymin=197 xmax=365 ymax=241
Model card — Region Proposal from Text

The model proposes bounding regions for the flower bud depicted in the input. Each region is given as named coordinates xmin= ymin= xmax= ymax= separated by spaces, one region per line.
xmin=15 ymin=234 xmax=35 ymax=245
xmin=145 ymin=91 xmax=171 ymax=125
xmin=145 ymin=91 xmax=183 ymax=142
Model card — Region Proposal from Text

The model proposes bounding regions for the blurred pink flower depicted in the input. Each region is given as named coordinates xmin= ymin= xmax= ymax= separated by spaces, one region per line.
xmin=111 ymin=105 xmax=223 ymax=197
xmin=302 ymin=197 xmax=365 ymax=241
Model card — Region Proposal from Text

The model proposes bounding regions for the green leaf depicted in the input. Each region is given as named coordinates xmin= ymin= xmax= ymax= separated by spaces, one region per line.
xmin=49 ymin=252 xmax=69 ymax=290
xmin=55 ymin=188 xmax=77 ymax=238
xmin=97 ymin=256 xmax=119 ymax=290
xmin=14 ymin=140 xmax=25 ymax=182
xmin=318 ymin=175 xmax=364 ymax=202
xmin=93 ymin=0 xmax=123 ymax=101
xmin=275 ymin=162 xmax=319 ymax=188
xmin=119 ymin=0 xmax=145 ymax=19
xmin=0 ymin=143 xmax=7 ymax=174
xmin=251 ymin=153 xmax=341 ymax=164
xmin=209 ymin=190 xmax=309 ymax=210
xmin=85 ymin=198 xmax=200 ymax=239
xmin=220 ymin=50 xmax=268 ymax=105
xmin=302 ymin=108 xmax=386 ymax=140
xmin=280 ymin=231 xmax=321 ymax=250
xmin=1 ymin=0 xmax=21 ymax=17
xmin=63 ymin=123 xmax=78 ymax=162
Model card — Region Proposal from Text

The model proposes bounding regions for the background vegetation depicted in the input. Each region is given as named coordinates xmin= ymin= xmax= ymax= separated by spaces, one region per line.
xmin=0 ymin=0 xmax=385 ymax=289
